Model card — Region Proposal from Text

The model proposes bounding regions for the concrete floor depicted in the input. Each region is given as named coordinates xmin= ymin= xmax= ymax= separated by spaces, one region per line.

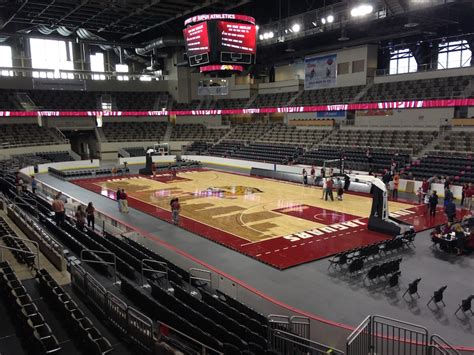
xmin=36 ymin=170 xmax=474 ymax=348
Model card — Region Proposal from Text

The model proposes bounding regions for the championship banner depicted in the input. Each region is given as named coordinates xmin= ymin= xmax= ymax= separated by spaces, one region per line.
xmin=304 ymin=54 xmax=337 ymax=90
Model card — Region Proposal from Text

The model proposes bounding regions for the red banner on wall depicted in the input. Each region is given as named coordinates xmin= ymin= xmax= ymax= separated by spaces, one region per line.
xmin=0 ymin=98 xmax=473 ymax=117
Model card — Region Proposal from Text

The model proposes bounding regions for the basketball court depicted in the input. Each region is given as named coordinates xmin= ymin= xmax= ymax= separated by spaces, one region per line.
xmin=72 ymin=169 xmax=463 ymax=269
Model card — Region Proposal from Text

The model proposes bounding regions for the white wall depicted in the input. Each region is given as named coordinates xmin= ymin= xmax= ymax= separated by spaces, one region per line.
xmin=258 ymin=80 xmax=301 ymax=95
xmin=20 ymin=159 xmax=100 ymax=175
xmin=274 ymin=45 xmax=376 ymax=88
xmin=354 ymin=108 xmax=454 ymax=129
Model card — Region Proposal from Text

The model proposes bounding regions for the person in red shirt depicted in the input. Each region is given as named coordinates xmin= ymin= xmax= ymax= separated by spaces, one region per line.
xmin=120 ymin=189 xmax=129 ymax=213
xmin=325 ymin=178 xmax=334 ymax=201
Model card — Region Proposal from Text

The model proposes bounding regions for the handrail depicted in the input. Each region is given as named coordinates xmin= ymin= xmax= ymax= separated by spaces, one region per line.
xmin=0 ymin=234 xmax=40 ymax=270
xmin=430 ymin=335 xmax=461 ymax=355
xmin=347 ymin=315 xmax=371 ymax=346
xmin=189 ymin=267 xmax=212 ymax=288
xmin=272 ymin=328 xmax=345 ymax=355
xmin=141 ymin=259 xmax=168 ymax=288
xmin=80 ymin=249 xmax=118 ymax=284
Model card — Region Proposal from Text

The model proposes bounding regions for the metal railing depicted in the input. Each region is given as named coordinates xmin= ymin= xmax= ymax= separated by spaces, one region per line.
xmin=80 ymin=249 xmax=118 ymax=284
xmin=189 ymin=267 xmax=212 ymax=288
xmin=70 ymin=263 xmax=223 ymax=354
xmin=272 ymin=328 xmax=344 ymax=355
xmin=429 ymin=335 xmax=461 ymax=355
xmin=0 ymin=234 xmax=40 ymax=270
xmin=346 ymin=315 xmax=459 ymax=355
xmin=141 ymin=259 xmax=168 ymax=288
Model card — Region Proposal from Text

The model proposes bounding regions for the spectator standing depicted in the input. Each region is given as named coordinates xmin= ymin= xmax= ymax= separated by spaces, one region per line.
xmin=461 ymin=183 xmax=468 ymax=207
xmin=116 ymin=188 xmax=122 ymax=212
xmin=429 ymin=191 xmax=438 ymax=217
xmin=171 ymin=198 xmax=181 ymax=225
xmin=52 ymin=193 xmax=65 ymax=226
xmin=302 ymin=168 xmax=308 ymax=185
xmin=464 ymin=183 xmax=473 ymax=210
xmin=325 ymin=178 xmax=334 ymax=201
xmin=75 ymin=205 xmax=86 ymax=229
xmin=424 ymin=191 xmax=430 ymax=213
xmin=335 ymin=177 xmax=344 ymax=201
xmin=321 ymin=178 xmax=327 ymax=199
xmin=86 ymin=202 xmax=95 ymax=230
xmin=321 ymin=167 xmax=326 ymax=179
xmin=417 ymin=187 xmax=423 ymax=204
xmin=444 ymin=187 xmax=453 ymax=206
xmin=382 ymin=170 xmax=391 ymax=190
xmin=310 ymin=166 xmax=316 ymax=185
xmin=392 ymin=172 xmax=400 ymax=200
xmin=151 ymin=162 xmax=157 ymax=177
xmin=120 ymin=189 xmax=129 ymax=213
xmin=444 ymin=199 xmax=456 ymax=223
xmin=421 ymin=178 xmax=430 ymax=199
xmin=344 ymin=174 xmax=351 ymax=191
xmin=31 ymin=176 xmax=37 ymax=194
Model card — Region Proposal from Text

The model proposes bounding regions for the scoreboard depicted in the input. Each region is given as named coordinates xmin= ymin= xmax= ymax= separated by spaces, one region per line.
xmin=183 ymin=14 xmax=257 ymax=72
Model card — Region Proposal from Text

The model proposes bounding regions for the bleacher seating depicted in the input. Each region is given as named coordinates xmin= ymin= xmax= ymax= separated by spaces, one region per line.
xmin=169 ymin=124 xmax=229 ymax=142
xmin=297 ymin=146 xmax=409 ymax=173
xmin=225 ymin=123 xmax=276 ymax=142
xmin=259 ymin=125 xmax=329 ymax=146
xmin=0 ymin=89 xmax=18 ymax=110
xmin=295 ymin=85 xmax=364 ymax=106
xmin=207 ymin=140 xmax=244 ymax=157
xmin=0 ymin=124 xmax=68 ymax=149
xmin=113 ymin=91 xmax=170 ymax=110
xmin=325 ymin=129 xmax=438 ymax=153
xmin=363 ymin=76 xmax=473 ymax=102
xmin=0 ymin=151 xmax=74 ymax=173
xmin=253 ymin=92 xmax=294 ymax=108
xmin=122 ymin=147 xmax=146 ymax=157
xmin=434 ymin=130 xmax=474 ymax=152
xmin=213 ymin=98 xmax=249 ymax=109
xmin=183 ymin=141 xmax=212 ymax=155
xmin=28 ymin=90 xmax=98 ymax=110
xmin=231 ymin=143 xmax=302 ymax=164
xmin=101 ymin=121 xmax=168 ymax=142
xmin=406 ymin=153 xmax=474 ymax=183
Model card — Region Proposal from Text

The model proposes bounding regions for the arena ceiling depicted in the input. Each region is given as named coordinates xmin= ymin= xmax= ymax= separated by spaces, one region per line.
xmin=0 ymin=0 xmax=472 ymax=66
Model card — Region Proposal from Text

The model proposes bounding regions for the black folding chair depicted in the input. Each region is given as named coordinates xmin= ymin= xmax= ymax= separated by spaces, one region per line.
xmin=427 ymin=286 xmax=447 ymax=308
xmin=403 ymin=278 xmax=422 ymax=299
xmin=455 ymin=295 xmax=474 ymax=317
xmin=388 ymin=271 xmax=401 ymax=288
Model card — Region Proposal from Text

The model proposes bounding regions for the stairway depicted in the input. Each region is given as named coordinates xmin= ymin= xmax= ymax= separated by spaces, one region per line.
xmin=244 ymin=92 xmax=259 ymax=108
xmin=214 ymin=126 xmax=237 ymax=145
xmin=413 ymin=127 xmax=450 ymax=159
xmin=352 ymin=82 xmax=374 ymax=103
xmin=162 ymin=123 xmax=173 ymax=142
xmin=286 ymin=88 xmax=305 ymax=106
xmin=14 ymin=92 xmax=37 ymax=111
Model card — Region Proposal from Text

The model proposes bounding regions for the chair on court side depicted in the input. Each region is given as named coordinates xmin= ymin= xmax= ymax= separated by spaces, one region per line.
xmin=328 ymin=253 xmax=348 ymax=269
xmin=427 ymin=286 xmax=448 ymax=308
xmin=455 ymin=295 xmax=474 ymax=317
xmin=401 ymin=230 xmax=416 ymax=248
xmin=387 ymin=271 xmax=401 ymax=289
xmin=403 ymin=278 xmax=422 ymax=299
xmin=364 ymin=265 xmax=380 ymax=284
xmin=347 ymin=258 xmax=364 ymax=275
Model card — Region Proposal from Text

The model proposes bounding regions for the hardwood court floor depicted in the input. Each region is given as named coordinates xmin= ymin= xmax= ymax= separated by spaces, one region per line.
xmin=73 ymin=169 xmax=459 ymax=269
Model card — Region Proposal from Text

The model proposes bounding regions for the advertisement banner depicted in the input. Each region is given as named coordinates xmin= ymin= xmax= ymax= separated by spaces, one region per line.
xmin=304 ymin=54 xmax=337 ymax=90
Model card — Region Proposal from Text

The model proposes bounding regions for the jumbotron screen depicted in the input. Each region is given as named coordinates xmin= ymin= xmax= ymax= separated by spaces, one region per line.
xmin=183 ymin=22 xmax=210 ymax=56
xmin=217 ymin=21 xmax=256 ymax=54
xmin=183 ymin=14 xmax=257 ymax=69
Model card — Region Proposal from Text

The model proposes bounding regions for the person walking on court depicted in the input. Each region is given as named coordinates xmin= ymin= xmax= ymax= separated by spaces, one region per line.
xmin=116 ymin=188 xmax=122 ymax=212
xmin=335 ymin=177 xmax=343 ymax=201
xmin=171 ymin=198 xmax=181 ymax=225
xmin=86 ymin=202 xmax=95 ymax=230
xmin=302 ymin=168 xmax=308 ymax=186
xmin=120 ymin=189 xmax=129 ymax=213
xmin=310 ymin=166 xmax=316 ymax=185
xmin=344 ymin=174 xmax=351 ymax=191
xmin=429 ymin=191 xmax=438 ymax=217
xmin=444 ymin=199 xmax=456 ymax=223
xmin=321 ymin=167 xmax=326 ymax=179
xmin=325 ymin=178 xmax=334 ymax=201
xmin=392 ymin=172 xmax=400 ymax=200
xmin=321 ymin=177 xmax=327 ymax=199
